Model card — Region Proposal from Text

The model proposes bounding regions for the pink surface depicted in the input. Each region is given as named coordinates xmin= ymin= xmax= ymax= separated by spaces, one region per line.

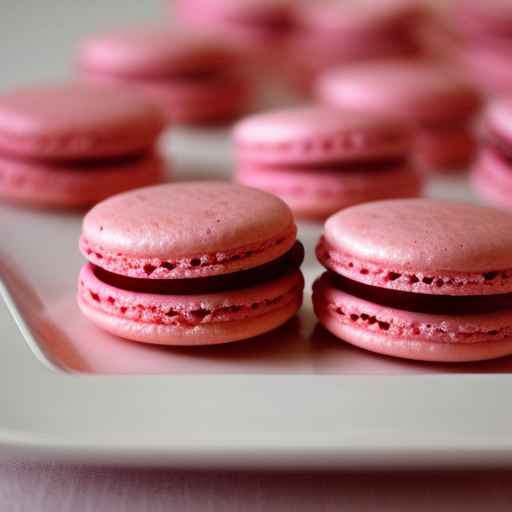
xmin=318 ymin=199 xmax=512 ymax=295
xmin=78 ymin=263 xmax=304 ymax=345
xmin=313 ymin=272 xmax=512 ymax=362
xmin=0 ymin=153 xmax=166 ymax=208
xmin=0 ymin=83 xmax=165 ymax=160
xmin=236 ymin=161 xmax=422 ymax=219
xmin=233 ymin=107 xmax=409 ymax=165
xmin=317 ymin=60 xmax=482 ymax=124
xmin=80 ymin=26 xmax=238 ymax=78
xmin=81 ymin=182 xmax=296 ymax=278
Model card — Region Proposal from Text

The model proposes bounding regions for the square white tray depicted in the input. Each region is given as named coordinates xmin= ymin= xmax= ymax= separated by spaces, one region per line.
xmin=1 ymin=128 xmax=512 ymax=469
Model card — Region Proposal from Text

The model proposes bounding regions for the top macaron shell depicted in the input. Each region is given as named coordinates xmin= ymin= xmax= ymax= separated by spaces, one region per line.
xmin=233 ymin=107 xmax=410 ymax=165
xmin=0 ymin=83 xmax=165 ymax=160
xmin=318 ymin=199 xmax=512 ymax=295
xmin=81 ymin=182 xmax=297 ymax=279
xmin=80 ymin=26 xmax=239 ymax=78
xmin=317 ymin=61 xmax=482 ymax=124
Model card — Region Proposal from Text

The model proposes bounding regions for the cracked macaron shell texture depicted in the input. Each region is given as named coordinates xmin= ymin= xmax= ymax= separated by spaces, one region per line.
xmin=81 ymin=182 xmax=297 ymax=279
xmin=317 ymin=199 xmax=512 ymax=295
xmin=233 ymin=107 xmax=410 ymax=165
xmin=0 ymin=83 xmax=165 ymax=160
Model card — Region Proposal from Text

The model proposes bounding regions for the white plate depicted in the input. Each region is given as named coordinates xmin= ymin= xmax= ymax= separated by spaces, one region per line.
xmin=1 ymin=127 xmax=512 ymax=469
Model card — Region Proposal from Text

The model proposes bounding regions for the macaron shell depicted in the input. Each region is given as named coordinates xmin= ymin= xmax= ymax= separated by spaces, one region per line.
xmin=81 ymin=182 xmax=296 ymax=278
xmin=0 ymin=83 xmax=165 ymax=160
xmin=78 ymin=263 xmax=304 ymax=345
xmin=319 ymin=199 xmax=512 ymax=295
xmin=236 ymin=163 xmax=422 ymax=219
xmin=415 ymin=124 xmax=476 ymax=172
xmin=317 ymin=61 xmax=482 ymax=124
xmin=0 ymin=153 xmax=166 ymax=208
xmin=87 ymin=72 xmax=250 ymax=124
xmin=234 ymin=107 xmax=410 ymax=165
xmin=313 ymin=273 xmax=512 ymax=362
xmin=80 ymin=26 xmax=237 ymax=78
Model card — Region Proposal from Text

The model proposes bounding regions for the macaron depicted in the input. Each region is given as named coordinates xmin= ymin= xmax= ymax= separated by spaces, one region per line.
xmin=233 ymin=107 xmax=421 ymax=220
xmin=79 ymin=26 xmax=251 ymax=124
xmin=174 ymin=0 xmax=294 ymax=50
xmin=471 ymin=99 xmax=512 ymax=209
xmin=78 ymin=182 xmax=304 ymax=345
xmin=452 ymin=0 xmax=512 ymax=94
xmin=313 ymin=199 xmax=512 ymax=362
xmin=285 ymin=0 xmax=427 ymax=92
xmin=0 ymin=82 xmax=166 ymax=208
xmin=317 ymin=60 xmax=482 ymax=172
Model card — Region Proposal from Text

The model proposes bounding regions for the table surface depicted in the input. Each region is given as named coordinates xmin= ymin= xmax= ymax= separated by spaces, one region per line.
xmin=2 ymin=1 xmax=512 ymax=510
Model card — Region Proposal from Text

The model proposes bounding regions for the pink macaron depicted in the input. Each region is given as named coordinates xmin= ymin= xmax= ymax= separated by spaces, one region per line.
xmin=0 ymin=82 xmax=166 ymax=208
xmin=471 ymin=99 xmax=512 ymax=209
xmin=313 ymin=198 xmax=512 ymax=362
xmin=79 ymin=26 xmax=251 ymax=124
xmin=317 ymin=60 xmax=482 ymax=173
xmin=233 ymin=107 xmax=421 ymax=219
xmin=174 ymin=0 xmax=294 ymax=50
xmin=284 ymin=0 xmax=428 ymax=92
xmin=78 ymin=182 xmax=304 ymax=345
xmin=452 ymin=0 xmax=512 ymax=94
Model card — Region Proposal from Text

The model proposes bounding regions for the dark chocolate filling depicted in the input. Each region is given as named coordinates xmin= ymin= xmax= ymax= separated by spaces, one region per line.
xmin=331 ymin=273 xmax=512 ymax=315
xmin=94 ymin=241 xmax=304 ymax=295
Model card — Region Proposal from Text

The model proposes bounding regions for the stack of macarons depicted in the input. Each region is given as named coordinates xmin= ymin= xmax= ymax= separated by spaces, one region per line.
xmin=471 ymin=99 xmax=512 ymax=209
xmin=452 ymin=0 xmax=512 ymax=95
xmin=313 ymin=199 xmax=512 ymax=362
xmin=79 ymin=26 xmax=251 ymax=124
xmin=285 ymin=0 xmax=428 ymax=92
xmin=233 ymin=107 xmax=421 ymax=219
xmin=78 ymin=182 xmax=304 ymax=345
xmin=317 ymin=60 xmax=482 ymax=172
xmin=0 ymin=83 xmax=166 ymax=208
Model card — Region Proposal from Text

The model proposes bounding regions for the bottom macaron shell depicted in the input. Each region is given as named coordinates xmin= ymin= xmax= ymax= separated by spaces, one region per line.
xmin=313 ymin=273 xmax=512 ymax=362
xmin=236 ymin=165 xmax=422 ymax=219
xmin=0 ymin=154 xmax=166 ymax=208
xmin=78 ymin=264 xmax=304 ymax=345
xmin=87 ymin=73 xmax=250 ymax=124
xmin=416 ymin=124 xmax=476 ymax=172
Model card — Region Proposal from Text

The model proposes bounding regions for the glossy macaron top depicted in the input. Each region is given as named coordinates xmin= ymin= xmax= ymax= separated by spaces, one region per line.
xmin=233 ymin=107 xmax=410 ymax=165
xmin=0 ymin=83 xmax=165 ymax=160
xmin=80 ymin=26 xmax=238 ymax=78
xmin=317 ymin=61 xmax=482 ymax=124
xmin=81 ymin=182 xmax=297 ymax=279
xmin=317 ymin=199 xmax=512 ymax=295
